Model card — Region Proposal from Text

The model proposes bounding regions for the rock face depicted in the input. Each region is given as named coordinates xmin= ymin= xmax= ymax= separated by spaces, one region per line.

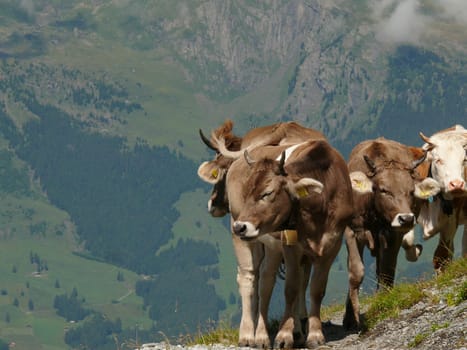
xmin=171 ymin=1 xmax=376 ymax=126
xmin=157 ymin=0 xmax=467 ymax=149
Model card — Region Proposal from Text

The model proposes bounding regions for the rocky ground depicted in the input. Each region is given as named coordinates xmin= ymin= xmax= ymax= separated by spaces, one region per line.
xmin=322 ymin=298 xmax=466 ymax=349
xmin=139 ymin=278 xmax=466 ymax=350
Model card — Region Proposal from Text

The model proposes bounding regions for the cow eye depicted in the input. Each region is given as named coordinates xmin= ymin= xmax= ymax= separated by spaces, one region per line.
xmin=379 ymin=188 xmax=389 ymax=195
xmin=260 ymin=191 xmax=273 ymax=200
xmin=434 ymin=158 xmax=443 ymax=165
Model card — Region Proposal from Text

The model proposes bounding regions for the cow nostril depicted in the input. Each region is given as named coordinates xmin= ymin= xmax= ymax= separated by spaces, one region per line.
xmin=233 ymin=222 xmax=247 ymax=236
xmin=398 ymin=214 xmax=415 ymax=225
xmin=448 ymin=179 xmax=465 ymax=191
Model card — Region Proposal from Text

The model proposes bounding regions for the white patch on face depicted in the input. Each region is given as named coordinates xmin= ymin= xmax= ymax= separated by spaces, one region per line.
xmin=275 ymin=142 xmax=308 ymax=163
xmin=428 ymin=131 xmax=467 ymax=196
xmin=207 ymin=199 xmax=213 ymax=213
xmin=232 ymin=221 xmax=260 ymax=238
xmin=391 ymin=213 xmax=415 ymax=227
xmin=417 ymin=199 xmax=443 ymax=239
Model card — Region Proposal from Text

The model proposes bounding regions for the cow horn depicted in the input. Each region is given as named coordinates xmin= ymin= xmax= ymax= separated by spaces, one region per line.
xmin=412 ymin=150 xmax=427 ymax=169
xmin=279 ymin=150 xmax=287 ymax=176
xmin=199 ymin=129 xmax=218 ymax=151
xmin=419 ymin=132 xmax=434 ymax=151
xmin=244 ymin=150 xmax=256 ymax=166
xmin=363 ymin=155 xmax=376 ymax=173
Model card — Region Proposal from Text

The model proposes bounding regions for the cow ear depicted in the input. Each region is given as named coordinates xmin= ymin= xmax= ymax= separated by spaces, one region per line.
xmin=350 ymin=171 xmax=372 ymax=194
xmin=414 ymin=178 xmax=441 ymax=199
xmin=197 ymin=161 xmax=224 ymax=184
xmin=288 ymin=177 xmax=324 ymax=199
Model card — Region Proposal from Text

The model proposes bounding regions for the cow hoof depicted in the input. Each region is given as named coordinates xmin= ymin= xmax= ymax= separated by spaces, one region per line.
xmin=254 ymin=334 xmax=271 ymax=349
xmin=342 ymin=312 xmax=360 ymax=331
xmin=238 ymin=336 xmax=255 ymax=347
xmin=274 ymin=332 xmax=294 ymax=349
xmin=306 ymin=332 xmax=325 ymax=349
xmin=293 ymin=331 xmax=306 ymax=348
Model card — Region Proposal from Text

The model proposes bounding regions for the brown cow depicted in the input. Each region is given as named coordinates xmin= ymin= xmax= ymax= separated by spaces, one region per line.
xmin=346 ymin=138 xmax=441 ymax=290
xmin=225 ymin=139 xmax=354 ymax=348
xmin=418 ymin=125 xmax=467 ymax=270
xmin=198 ymin=121 xmax=327 ymax=347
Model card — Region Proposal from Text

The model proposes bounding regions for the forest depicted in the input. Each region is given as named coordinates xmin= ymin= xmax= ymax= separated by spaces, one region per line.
xmin=0 ymin=88 xmax=224 ymax=339
xmin=0 ymin=1 xmax=466 ymax=344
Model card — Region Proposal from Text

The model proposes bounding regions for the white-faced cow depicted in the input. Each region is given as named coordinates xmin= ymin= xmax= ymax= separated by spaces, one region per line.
xmin=346 ymin=138 xmax=440 ymax=292
xmin=417 ymin=125 xmax=467 ymax=270
xmin=226 ymin=139 xmax=354 ymax=348
xmin=198 ymin=120 xmax=328 ymax=347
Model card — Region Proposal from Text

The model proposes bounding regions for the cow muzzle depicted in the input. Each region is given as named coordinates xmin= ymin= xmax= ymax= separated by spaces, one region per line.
xmin=447 ymin=179 xmax=466 ymax=196
xmin=391 ymin=213 xmax=415 ymax=228
xmin=232 ymin=220 xmax=259 ymax=239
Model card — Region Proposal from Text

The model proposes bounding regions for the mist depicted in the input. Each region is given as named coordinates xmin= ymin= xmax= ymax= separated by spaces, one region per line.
xmin=371 ymin=0 xmax=467 ymax=45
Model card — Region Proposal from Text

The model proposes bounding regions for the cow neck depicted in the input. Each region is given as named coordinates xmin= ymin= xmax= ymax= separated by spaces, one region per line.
xmin=427 ymin=164 xmax=455 ymax=216
xmin=278 ymin=197 xmax=300 ymax=231
xmin=430 ymin=193 xmax=454 ymax=216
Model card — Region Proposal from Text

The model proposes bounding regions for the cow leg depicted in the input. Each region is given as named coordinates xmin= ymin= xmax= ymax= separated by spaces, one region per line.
xmin=376 ymin=230 xmax=403 ymax=289
xmin=401 ymin=229 xmax=423 ymax=262
xmin=306 ymin=235 xmax=342 ymax=348
xmin=288 ymin=251 xmax=310 ymax=348
xmin=232 ymin=233 xmax=264 ymax=346
xmin=343 ymin=227 xmax=364 ymax=330
xmin=433 ymin=216 xmax=457 ymax=272
xmin=296 ymin=257 xmax=311 ymax=337
xmin=274 ymin=245 xmax=301 ymax=349
xmin=255 ymin=244 xmax=282 ymax=348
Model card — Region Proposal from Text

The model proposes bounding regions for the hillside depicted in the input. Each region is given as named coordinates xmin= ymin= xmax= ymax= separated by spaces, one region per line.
xmin=126 ymin=258 xmax=467 ymax=349
xmin=0 ymin=0 xmax=466 ymax=348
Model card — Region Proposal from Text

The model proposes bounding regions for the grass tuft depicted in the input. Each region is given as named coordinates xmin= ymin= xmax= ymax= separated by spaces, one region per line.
xmin=364 ymin=257 xmax=466 ymax=331
xmin=187 ymin=320 xmax=239 ymax=346
xmin=188 ymin=257 xmax=466 ymax=345
xmin=363 ymin=281 xmax=427 ymax=330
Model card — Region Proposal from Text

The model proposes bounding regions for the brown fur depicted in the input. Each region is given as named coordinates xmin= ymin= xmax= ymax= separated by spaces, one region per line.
xmin=198 ymin=121 xmax=326 ymax=347
xmin=211 ymin=119 xmax=242 ymax=151
xmin=348 ymin=138 xmax=428 ymax=288
xmin=227 ymin=140 xmax=353 ymax=348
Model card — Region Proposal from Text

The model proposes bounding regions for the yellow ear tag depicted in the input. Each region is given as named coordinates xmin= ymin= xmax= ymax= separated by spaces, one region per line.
xmin=354 ymin=180 xmax=363 ymax=190
xmin=353 ymin=179 xmax=371 ymax=192
xmin=297 ymin=187 xmax=309 ymax=198
xmin=281 ymin=230 xmax=298 ymax=246
xmin=211 ymin=168 xmax=219 ymax=179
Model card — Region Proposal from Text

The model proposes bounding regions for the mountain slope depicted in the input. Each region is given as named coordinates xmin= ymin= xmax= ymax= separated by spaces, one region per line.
xmin=0 ymin=0 xmax=466 ymax=347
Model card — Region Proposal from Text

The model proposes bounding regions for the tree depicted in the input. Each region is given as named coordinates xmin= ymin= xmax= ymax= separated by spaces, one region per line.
xmin=117 ymin=271 xmax=124 ymax=282
xmin=28 ymin=299 xmax=34 ymax=311
xmin=13 ymin=297 xmax=19 ymax=307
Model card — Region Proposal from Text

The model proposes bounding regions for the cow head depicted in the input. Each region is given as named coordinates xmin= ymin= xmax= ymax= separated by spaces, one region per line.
xmin=350 ymin=151 xmax=440 ymax=233
xmin=420 ymin=125 xmax=467 ymax=199
xmin=197 ymin=121 xmax=242 ymax=217
xmin=229 ymin=150 xmax=323 ymax=240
